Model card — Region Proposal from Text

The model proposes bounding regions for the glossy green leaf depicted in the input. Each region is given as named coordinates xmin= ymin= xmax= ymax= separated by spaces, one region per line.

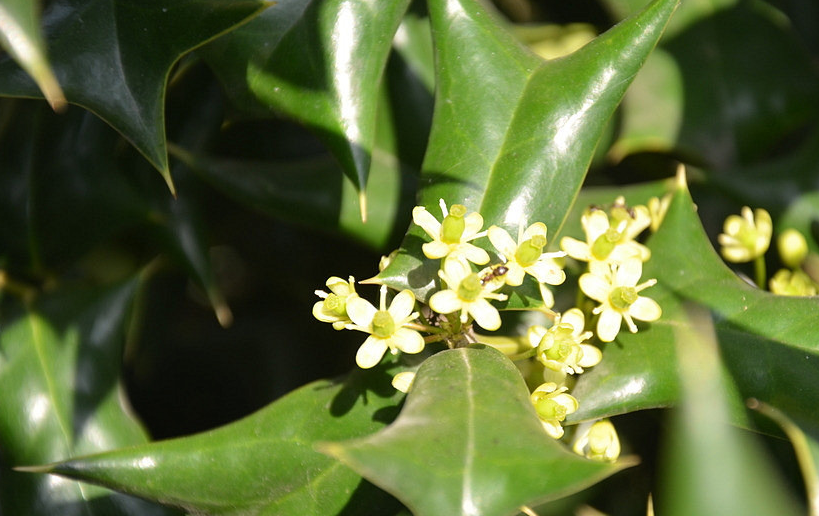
xmin=609 ymin=0 xmax=819 ymax=166
xmin=0 ymin=102 xmax=151 ymax=273
xmin=0 ymin=0 xmax=270 ymax=192
xmin=572 ymin=178 xmax=819 ymax=426
xmin=378 ymin=0 xmax=679 ymax=302
xmin=0 ymin=276 xmax=177 ymax=515
xmin=32 ymin=361 xmax=406 ymax=516
xmin=202 ymin=0 xmax=411 ymax=217
xmin=658 ymin=304 xmax=801 ymax=516
xmin=0 ymin=0 xmax=65 ymax=109
xmin=322 ymin=346 xmax=635 ymax=516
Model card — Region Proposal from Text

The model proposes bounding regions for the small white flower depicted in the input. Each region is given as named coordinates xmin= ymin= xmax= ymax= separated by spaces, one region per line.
xmin=530 ymin=382 xmax=578 ymax=439
xmin=429 ymin=256 xmax=508 ymax=331
xmin=487 ymin=222 xmax=565 ymax=286
xmin=580 ymin=259 xmax=661 ymax=342
xmin=561 ymin=203 xmax=650 ymax=265
xmin=312 ymin=276 xmax=358 ymax=330
xmin=412 ymin=199 xmax=489 ymax=265
xmin=718 ymin=206 xmax=772 ymax=263
xmin=528 ymin=308 xmax=601 ymax=375
xmin=346 ymin=286 xmax=424 ymax=369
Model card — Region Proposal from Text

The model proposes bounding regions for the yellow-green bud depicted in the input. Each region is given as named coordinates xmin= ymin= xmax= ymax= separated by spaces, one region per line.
xmin=778 ymin=229 xmax=809 ymax=269
xmin=324 ymin=293 xmax=346 ymax=317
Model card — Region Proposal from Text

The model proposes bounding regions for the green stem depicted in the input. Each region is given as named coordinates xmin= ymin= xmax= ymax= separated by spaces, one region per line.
xmin=507 ymin=348 xmax=537 ymax=361
xmin=754 ymin=254 xmax=767 ymax=289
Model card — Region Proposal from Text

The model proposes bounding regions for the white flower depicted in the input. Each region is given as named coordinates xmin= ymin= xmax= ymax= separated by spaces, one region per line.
xmin=429 ymin=256 xmax=508 ymax=331
xmin=346 ymin=286 xmax=424 ymax=368
xmin=560 ymin=203 xmax=650 ymax=265
xmin=579 ymin=259 xmax=661 ymax=342
xmin=312 ymin=276 xmax=358 ymax=330
xmin=572 ymin=419 xmax=621 ymax=462
xmin=487 ymin=222 xmax=565 ymax=286
xmin=530 ymin=382 xmax=578 ymax=439
xmin=527 ymin=308 xmax=601 ymax=375
xmin=718 ymin=206 xmax=772 ymax=263
xmin=412 ymin=199 xmax=489 ymax=264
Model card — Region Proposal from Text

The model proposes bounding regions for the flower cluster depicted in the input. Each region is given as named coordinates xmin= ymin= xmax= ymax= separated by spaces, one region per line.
xmin=717 ymin=208 xmax=819 ymax=296
xmin=312 ymin=197 xmax=664 ymax=460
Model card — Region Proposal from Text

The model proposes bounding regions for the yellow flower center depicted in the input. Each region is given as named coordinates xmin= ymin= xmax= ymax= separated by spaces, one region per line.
xmin=609 ymin=286 xmax=637 ymax=310
xmin=324 ymin=293 xmax=346 ymax=317
xmin=372 ymin=310 xmax=395 ymax=338
xmin=457 ymin=273 xmax=483 ymax=302
xmin=515 ymin=234 xmax=547 ymax=266
xmin=545 ymin=324 xmax=576 ymax=361
xmin=534 ymin=396 xmax=566 ymax=421
xmin=441 ymin=204 xmax=468 ymax=243
xmin=591 ymin=228 xmax=621 ymax=260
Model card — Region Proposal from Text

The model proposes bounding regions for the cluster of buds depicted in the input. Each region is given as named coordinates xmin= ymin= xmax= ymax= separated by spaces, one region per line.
xmin=717 ymin=207 xmax=819 ymax=295
xmin=313 ymin=197 xmax=665 ymax=461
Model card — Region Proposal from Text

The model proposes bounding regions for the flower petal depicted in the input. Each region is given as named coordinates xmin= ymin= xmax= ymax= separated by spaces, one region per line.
xmin=412 ymin=206 xmax=441 ymax=238
xmin=505 ymin=263 xmax=526 ymax=286
xmin=392 ymin=371 xmax=416 ymax=393
xmin=596 ymin=308 xmax=623 ymax=342
xmin=488 ymin=225 xmax=517 ymax=257
xmin=561 ymin=308 xmax=586 ymax=335
xmin=522 ymin=222 xmax=548 ymax=241
xmin=429 ymin=290 xmax=462 ymax=315
xmin=388 ymin=290 xmax=416 ymax=321
xmin=560 ymin=237 xmax=591 ymax=261
xmin=462 ymin=212 xmax=485 ymax=239
xmin=458 ymin=243 xmax=490 ymax=265
xmin=541 ymin=419 xmax=565 ymax=439
xmin=615 ymin=258 xmax=643 ymax=287
xmin=629 ymin=296 xmax=662 ymax=322
xmin=579 ymin=273 xmax=610 ymax=303
xmin=578 ymin=344 xmax=603 ymax=368
xmin=422 ymin=240 xmax=450 ymax=259
xmin=584 ymin=210 xmax=611 ymax=241
xmin=527 ymin=260 xmax=565 ymax=285
xmin=346 ymin=295 xmax=377 ymax=327
xmin=468 ymin=298 xmax=501 ymax=331
xmin=390 ymin=327 xmax=425 ymax=354
xmin=356 ymin=336 xmax=388 ymax=368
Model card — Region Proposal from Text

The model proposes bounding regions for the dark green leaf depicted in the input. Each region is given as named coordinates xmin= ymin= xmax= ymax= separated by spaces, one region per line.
xmin=202 ymin=0 xmax=412 ymax=216
xmin=658 ymin=304 xmax=802 ymax=516
xmin=322 ymin=346 xmax=635 ymax=516
xmin=33 ymin=361 xmax=406 ymax=516
xmin=0 ymin=0 xmax=270 ymax=192
xmin=378 ymin=0 xmax=679 ymax=302
xmin=0 ymin=276 xmax=177 ymax=515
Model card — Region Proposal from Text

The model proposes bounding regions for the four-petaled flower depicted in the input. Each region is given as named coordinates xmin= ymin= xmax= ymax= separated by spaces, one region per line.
xmin=718 ymin=206 xmax=772 ymax=263
xmin=579 ymin=258 xmax=661 ymax=342
xmin=346 ymin=286 xmax=425 ymax=369
xmin=312 ymin=276 xmax=358 ymax=330
xmin=530 ymin=382 xmax=578 ymax=439
xmin=488 ymin=222 xmax=566 ymax=286
xmin=429 ymin=256 xmax=508 ymax=330
xmin=561 ymin=202 xmax=650 ymax=265
xmin=528 ymin=308 xmax=601 ymax=376
xmin=413 ymin=199 xmax=489 ymax=265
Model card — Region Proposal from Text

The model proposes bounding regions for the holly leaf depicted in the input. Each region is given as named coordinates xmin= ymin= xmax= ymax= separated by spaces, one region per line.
xmin=24 ymin=360 xmax=407 ymax=516
xmin=0 ymin=276 xmax=177 ymax=515
xmin=0 ymin=0 xmax=270 ymax=193
xmin=201 ymin=0 xmax=412 ymax=219
xmin=377 ymin=0 xmax=679 ymax=302
xmin=322 ymin=346 xmax=636 ymax=516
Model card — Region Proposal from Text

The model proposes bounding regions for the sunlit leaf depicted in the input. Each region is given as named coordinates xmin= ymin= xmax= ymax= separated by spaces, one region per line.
xmin=378 ymin=0 xmax=679 ymax=302
xmin=30 ymin=361 xmax=406 ymax=516
xmin=322 ymin=346 xmax=635 ymax=516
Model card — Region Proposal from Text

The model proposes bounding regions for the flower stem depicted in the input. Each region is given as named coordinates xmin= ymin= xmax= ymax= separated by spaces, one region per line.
xmin=507 ymin=348 xmax=537 ymax=361
xmin=754 ymin=255 xmax=766 ymax=288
